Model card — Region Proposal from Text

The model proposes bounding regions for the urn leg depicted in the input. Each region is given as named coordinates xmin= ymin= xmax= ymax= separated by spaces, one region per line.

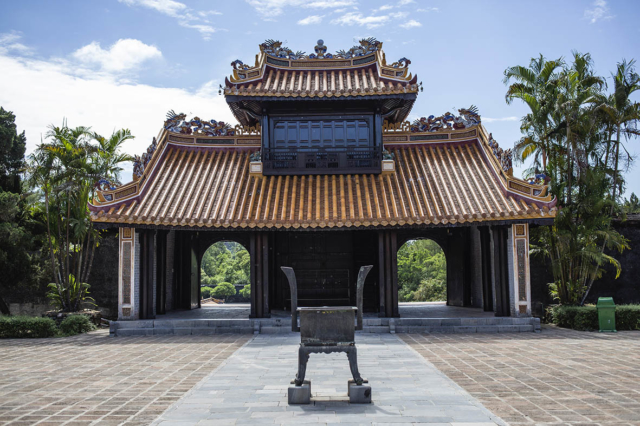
xmin=346 ymin=346 xmax=363 ymax=385
xmin=295 ymin=346 xmax=310 ymax=386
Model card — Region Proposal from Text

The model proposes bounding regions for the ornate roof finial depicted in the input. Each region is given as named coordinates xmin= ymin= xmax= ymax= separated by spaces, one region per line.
xmin=314 ymin=39 xmax=327 ymax=58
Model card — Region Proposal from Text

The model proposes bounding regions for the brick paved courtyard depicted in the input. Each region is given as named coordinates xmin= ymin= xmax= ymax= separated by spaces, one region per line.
xmin=401 ymin=327 xmax=640 ymax=425
xmin=0 ymin=331 xmax=249 ymax=426
xmin=1 ymin=327 xmax=639 ymax=425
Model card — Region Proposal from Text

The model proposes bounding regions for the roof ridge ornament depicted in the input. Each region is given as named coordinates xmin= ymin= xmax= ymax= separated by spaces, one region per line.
xmin=164 ymin=110 xmax=235 ymax=137
xmin=487 ymin=133 xmax=513 ymax=174
xmin=257 ymin=37 xmax=382 ymax=61
xmin=409 ymin=106 xmax=481 ymax=132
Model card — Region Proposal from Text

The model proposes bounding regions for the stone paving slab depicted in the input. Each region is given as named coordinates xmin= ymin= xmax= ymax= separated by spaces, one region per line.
xmin=0 ymin=330 xmax=249 ymax=425
xmin=401 ymin=326 xmax=640 ymax=425
xmin=153 ymin=333 xmax=504 ymax=425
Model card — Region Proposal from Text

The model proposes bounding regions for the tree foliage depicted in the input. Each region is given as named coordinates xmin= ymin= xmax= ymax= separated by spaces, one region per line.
xmin=0 ymin=107 xmax=46 ymax=315
xmin=211 ymin=282 xmax=236 ymax=298
xmin=27 ymin=122 xmax=133 ymax=312
xmin=505 ymin=53 xmax=638 ymax=305
xmin=397 ymin=239 xmax=446 ymax=302
xmin=201 ymin=241 xmax=250 ymax=287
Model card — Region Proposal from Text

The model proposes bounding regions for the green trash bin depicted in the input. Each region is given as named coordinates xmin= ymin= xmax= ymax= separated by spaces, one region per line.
xmin=596 ymin=297 xmax=616 ymax=332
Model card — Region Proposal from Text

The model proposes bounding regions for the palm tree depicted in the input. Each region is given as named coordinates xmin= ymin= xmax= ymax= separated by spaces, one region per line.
xmin=553 ymin=52 xmax=605 ymax=205
xmin=504 ymin=54 xmax=564 ymax=171
xmin=27 ymin=122 xmax=132 ymax=311
xmin=597 ymin=59 xmax=640 ymax=211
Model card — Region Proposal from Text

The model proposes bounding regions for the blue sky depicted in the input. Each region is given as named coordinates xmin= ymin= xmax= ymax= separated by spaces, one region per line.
xmin=1 ymin=0 xmax=639 ymax=195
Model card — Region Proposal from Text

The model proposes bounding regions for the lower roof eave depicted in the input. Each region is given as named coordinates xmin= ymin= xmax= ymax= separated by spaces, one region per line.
xmin=92 ymin=217 xmax=555 ymax=232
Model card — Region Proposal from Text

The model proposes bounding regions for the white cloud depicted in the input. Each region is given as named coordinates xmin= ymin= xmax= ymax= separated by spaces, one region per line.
xmin=72 ymin=39 xmax=162 ymax=73
xmin=118 ymin=0 xmax=223 ymax=39
xmin=482 ymin=117 xmax=519 ymax=123
xmin=398 ymin=0 xmax=415 ymax=4
xmin=399 ymin=19 xmax=421 ymax=29
xmin=331 ymin=12 xmax=389 ymax=28
xmin=379 ymin=4 xmax=393 ymax=11
xmin=390 ymin=11 xmax=409 ymax=19
xmin=0 ymin=32 xmax=33 ymax=55
xmin=0 ymin=52 xmax=234 ymax=179
xmin=298 ymin=15 xmax=323 ymax=25
xmin=245 ymin=0 xmax=356 ymax=20
xmin=584 ymin=0 xmax=613 ymax=23
xmin=119 ymin=0 xmax=186 ymax=16
xmin=417 ymin=7 xmax=438 ymax=12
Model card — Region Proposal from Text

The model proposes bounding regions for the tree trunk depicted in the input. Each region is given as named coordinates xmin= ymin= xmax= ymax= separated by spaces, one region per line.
xmin=566 ymin=117 xmax=572 ymax=206
xmin=610 ymin=124 xmax=622 ymax=215
xmin=65 ymin=192 xmax=72 ymax=310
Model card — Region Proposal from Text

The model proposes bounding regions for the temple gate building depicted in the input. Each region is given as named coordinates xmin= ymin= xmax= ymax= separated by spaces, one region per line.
xmin=90 ymin=38 xmax=556 ymax=322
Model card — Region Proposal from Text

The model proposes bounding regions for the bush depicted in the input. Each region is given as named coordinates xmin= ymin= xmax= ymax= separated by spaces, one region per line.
xmin=240 ymin=284 xmax=251 ymax=298
xmin=616 ymin=305 xmax=640 ymax=330
xmin=549 ymin=304 xmax=640 ymax=331
xmin=201 ymin=286 xmax=214 ymax=299
xmin=211 ymin=282 xmax=236 ymax=298
xmin=59 ymin=315 xmax=97 ymax=336
xmin=0 ymin=316 xmax=57 ymax=338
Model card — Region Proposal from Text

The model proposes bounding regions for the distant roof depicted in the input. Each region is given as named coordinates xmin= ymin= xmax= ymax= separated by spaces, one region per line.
xmin=224 ymin=38 xmax=419 ymax=126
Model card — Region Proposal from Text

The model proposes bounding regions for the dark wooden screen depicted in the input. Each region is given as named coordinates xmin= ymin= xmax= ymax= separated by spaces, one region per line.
xmin=264 ymin=115 xmax=381 ymax=175
xmin=272 ymin=117 xmax=371 ymax=150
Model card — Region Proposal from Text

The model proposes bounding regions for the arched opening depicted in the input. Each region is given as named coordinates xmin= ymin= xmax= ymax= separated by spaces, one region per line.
xmin=397 ymin=239 xmax=447 ymax=303
xmin=200 ymin=241 xmax=250 ymax=304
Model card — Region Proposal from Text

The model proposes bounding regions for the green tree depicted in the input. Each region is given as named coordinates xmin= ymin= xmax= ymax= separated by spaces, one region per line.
xmin=505 ymin=53 xmax=634 ymax=305
xmin=597 ymin=59 xmax=640 ymax=210
xmin=0 ymin=107 xmax=26 ymax=193
xmin=211 ymin=282 xmax=236 ymax=298
xmin=504 ymin=54 xmax=564 ymax=172
xmin=240 ymin=284 xmax=251 ymax=298
xmin=397 ymin=239 xmax=446 ymax=302
xmin=201 ymin=241 xmax=250 ymax=287
xmin=623 ymin=193 xmax=640 ymax=214
xmin=27 ymin=122 xmax=132 ymax=312
xmin=0 ymin=108 xmax=45 ymax=315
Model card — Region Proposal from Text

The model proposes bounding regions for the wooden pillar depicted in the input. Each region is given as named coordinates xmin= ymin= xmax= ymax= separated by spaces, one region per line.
xmin=249 ymin=232 xmax=257 ymax=318
xmin=492 ymin=226 xmax=511 ymax=317
xmin=377 ymin=230 xmax=399 ymax=318
xmin=479 ymin=226 xmax=494 ymax=312
xmin=377 ymin=232 xmax=386 ymax=317
xmin=139 ymin=230 xmax=156 ymax=319
xmin=155 ymin=230 xmax=167 ymax=315
xmin=250 ymin=231 xmax=271 ymax=318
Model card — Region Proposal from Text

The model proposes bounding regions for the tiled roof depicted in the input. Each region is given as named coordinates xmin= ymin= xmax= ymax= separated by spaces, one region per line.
xmin=90 ymin=141 xmax=555 ymax=229
xmin=225 ymin=67 xmax=419 ymax=99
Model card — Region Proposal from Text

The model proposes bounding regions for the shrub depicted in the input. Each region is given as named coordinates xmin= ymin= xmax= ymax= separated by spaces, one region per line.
xmin=211 ymin=282 xmax=236 ymax=298
xmin=59 ymin=315 xmax=97 ymax=336
xmin=240 ymin=284 xmax=251 ymax=298
xmin=0 ymin=316 xmax=57 ymax=338
xmin=616 ymin=305 xmax=640 ymax=330
xmin=201 ymin=286 xmax=215 ymax=299
xmin=549 ymin=304 xmax=640 ymax=331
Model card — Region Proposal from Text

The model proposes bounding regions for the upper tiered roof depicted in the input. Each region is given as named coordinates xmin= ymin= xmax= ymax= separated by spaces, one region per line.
xmin=224 ymin=38 xmax=419 ymax=126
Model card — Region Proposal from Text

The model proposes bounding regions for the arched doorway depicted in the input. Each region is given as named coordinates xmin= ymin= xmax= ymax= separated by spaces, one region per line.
xmin=397 ymin=239 xmax=447 ymax=303
xmin=200 ymin=241 xmax=251 ymax=303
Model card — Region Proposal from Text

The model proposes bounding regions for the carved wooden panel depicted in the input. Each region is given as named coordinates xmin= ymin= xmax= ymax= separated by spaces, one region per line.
xmin=122 ymin=241 xmax=132 ymax=305
xmin=516 ymin=239 xmax=527 ymax=301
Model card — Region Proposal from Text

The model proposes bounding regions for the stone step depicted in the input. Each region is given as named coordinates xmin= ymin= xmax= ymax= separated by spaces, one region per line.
xmin=110 ymin=317 xmax=540 ymax=336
